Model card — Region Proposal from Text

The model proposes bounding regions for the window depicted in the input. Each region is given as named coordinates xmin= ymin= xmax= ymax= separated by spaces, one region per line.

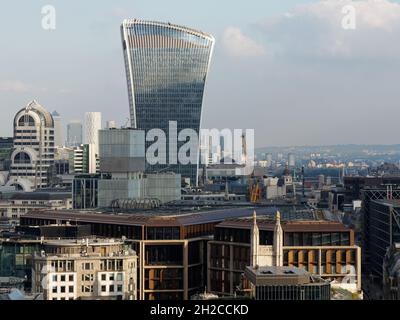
xmin=117 ymin=285 xmax=123 ymax=292
xmin=101 ymin=274 xmax=106 ymax=281
xmin=52 ymin=275 xmax=57 ymax=282
xmin=61 ymin=275 xmax=66 ymax=282
xmin=69 ymin=275 xmax=74 ymax=282
xmin=101 ymin=286 xmax=107 ymax=292
xmin=52 ymin=286 xmax=57 ymax=293
xmin=60 ymin=286 xmax=66 ymax=293
xmin=109 ymin=274 xmax=115 ymax=281
xmin=69 ymin=286 xmax=74 ymax=293
xmin=109 ymin=285 xmax=115 ymax=292
xmin=117 ymin=273 xmax=123 ymax=281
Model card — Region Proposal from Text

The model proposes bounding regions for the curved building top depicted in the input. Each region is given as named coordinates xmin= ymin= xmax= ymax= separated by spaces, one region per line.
xmin=14 ymin=100 xmax=54 ymax=128
xmin=121 ymin=19 xmax=215 ymax=44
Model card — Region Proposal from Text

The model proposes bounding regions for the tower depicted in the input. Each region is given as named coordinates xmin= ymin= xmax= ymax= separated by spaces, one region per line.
xmin=121 ymin=19 xmax=215 ymax=185
xmin=84 ymin=112 xmax=102 ymax=174
xmin=250 ymin=210 xmax=259 ymax=267
xmin=273 ymin=210 xmax=283 ymax=267
xmin=52 ymin=111 xmax=64 ymax=147
xmin=8 ymin=100 xmax=55 ymax=191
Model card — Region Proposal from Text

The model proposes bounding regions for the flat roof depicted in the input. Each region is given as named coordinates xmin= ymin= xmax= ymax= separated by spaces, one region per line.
xmin=21 ymin=205 xmax=347 ymax=230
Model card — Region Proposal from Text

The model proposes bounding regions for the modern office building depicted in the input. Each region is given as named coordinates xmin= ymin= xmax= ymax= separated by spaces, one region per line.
xmin=244 ymin=266 xmax=330 ymax=300
xmin=72 ymin=174 xmax=103 ymax=209
xmin=52 ymin=111 xmax=64 ymax=148
xmin=31 ymin=239 xmax=137 ymax=300
xmin=71 ymin=144 xmax=99 ymax=175
xmin=383 ymin=242 xmax=400 ymax=300
xmin=367 ymin=199 xmax=400 ymax=278
xmin=208 ymin=210 xmax=362 ymax=296
xmin=84 ymin=112 xmax=101 ymax=174
xmin=20 ymin=206 xmax=278 ymax=300
xmin=67 ymin=121 xmax=83 ymax=147
xmin=7 ymin=100 xmax=55 ymax=191
xmin=121 ymin=19 xmax=215 ymax=185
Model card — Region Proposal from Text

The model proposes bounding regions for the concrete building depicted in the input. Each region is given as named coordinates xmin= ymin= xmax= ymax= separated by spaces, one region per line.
xmin=8 ymin=100 xmax=55 ymax=191
xmin=52 ymin=111 xmax=64 ymax=148
xmin=66 ymin=121 xmax=83 ymax=147
xmin=31 ymin=238 xmax=137 ymax=300
xmin=84 ymin=112 xmax=101 ymax=174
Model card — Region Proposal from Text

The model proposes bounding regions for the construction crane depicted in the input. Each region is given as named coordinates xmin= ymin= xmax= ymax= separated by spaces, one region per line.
xmin=249 ymin=179 xmax=262 ymax=203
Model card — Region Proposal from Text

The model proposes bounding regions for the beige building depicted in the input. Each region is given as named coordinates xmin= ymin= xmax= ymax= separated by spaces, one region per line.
xmin=31 ymin=239 xmax=137 ymax=300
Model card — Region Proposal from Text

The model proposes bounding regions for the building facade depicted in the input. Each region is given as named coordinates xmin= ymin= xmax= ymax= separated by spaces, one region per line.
xmin=207 ymin=211 xmax=362 ymax=297
xmin=8 ymin=100 xmax=55 ymax=191
xmin=31 ymin=239 xmax=137 ymax=300
xmin=121 ymin=19 xmax=215 ymax=185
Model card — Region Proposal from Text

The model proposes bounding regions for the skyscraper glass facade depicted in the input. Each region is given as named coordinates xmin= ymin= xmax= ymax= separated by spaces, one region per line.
xmin=121 ymin=19 xmax=214 ymax=184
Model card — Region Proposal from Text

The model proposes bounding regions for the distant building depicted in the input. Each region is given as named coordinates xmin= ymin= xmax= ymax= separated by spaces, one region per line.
xmin=266 ymin=153 xmax=273 ymax=168
xmin=66 ymin=121 xmax=83 ymax=147
xmin=71 ymin=144 xmax=99 ymax=175
xmin=52 ymin=111 xmax=64 ymax=148
xmin=31 ymin=239 xmax=137 ymax=300
xmin=106 ymin=121 xmax=117 ymax=129
xmin=0 ymin=137 xmax=13 ymax=172
xmin=84 ymin=112 xmax=101 ymax=173
xmin=8 ymin=100 xmax=55 ymax=191
xmin=0 ymin=190 xmax=72 ymax=222
xmin=288 ymin=153 xmax=295 ymax=168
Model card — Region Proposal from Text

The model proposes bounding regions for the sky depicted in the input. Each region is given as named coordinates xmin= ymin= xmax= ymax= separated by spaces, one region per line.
xmin=0 ymin=0 xmax=399 ymax=147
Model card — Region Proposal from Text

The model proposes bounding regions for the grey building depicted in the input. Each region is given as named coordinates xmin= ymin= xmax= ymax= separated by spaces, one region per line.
xmin=67 ymin=121 xmax=83 ymax=147
xmin=97 ymin=129 xmax=180 ymax=207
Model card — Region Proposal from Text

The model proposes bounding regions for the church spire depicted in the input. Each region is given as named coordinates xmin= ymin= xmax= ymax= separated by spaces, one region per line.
xmin=273 ymin=210 xmax=283 ymax=266
xmin=250 ymin=210 xmax=259 ymax=267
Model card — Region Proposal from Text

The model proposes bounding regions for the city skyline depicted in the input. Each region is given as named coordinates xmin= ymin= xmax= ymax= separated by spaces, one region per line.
xmin=1 ymin=0 xmax=400 ymax=148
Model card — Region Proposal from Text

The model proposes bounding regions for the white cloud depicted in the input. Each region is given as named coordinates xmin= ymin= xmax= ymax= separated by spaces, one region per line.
xmin=256 ymin=0 xmax=400 ymax=60
xmin=221 ymin=27 xmax=266 ymax=58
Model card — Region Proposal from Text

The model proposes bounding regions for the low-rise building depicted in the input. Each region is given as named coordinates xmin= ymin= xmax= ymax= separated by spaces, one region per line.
xmin=0 ymin=191 xmax=72 ymax=222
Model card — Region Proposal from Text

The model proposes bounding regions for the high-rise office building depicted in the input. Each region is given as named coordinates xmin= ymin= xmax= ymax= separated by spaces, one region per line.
xmin=7 ymin=100 xmax=55 ymax=191
xmin=84 ymin=112 xmax=102 ymax=173
xmin=52 ymin=111 xmax=64 ymax=147
xmin=67 ymin=121 xmax=83 ymax=147
xmin=121 ymin=19 xmax=215 ymax=185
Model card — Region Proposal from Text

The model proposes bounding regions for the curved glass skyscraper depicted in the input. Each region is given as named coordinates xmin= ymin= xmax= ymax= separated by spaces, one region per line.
xmin=121 ymin=19 xmax=215 ymax=185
